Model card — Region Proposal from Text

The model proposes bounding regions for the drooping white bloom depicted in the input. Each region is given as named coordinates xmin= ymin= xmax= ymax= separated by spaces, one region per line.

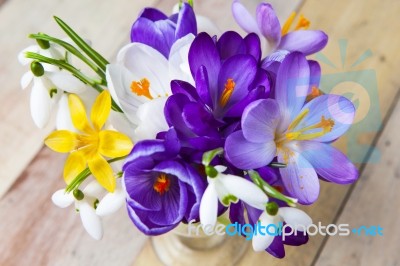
xmin=199 ymin=166 xmax=269 ymax=229
xmin=106 ymin=34 xmax=195 ymax=142
xmin=252 ymin=207 xmax=312 ymax=252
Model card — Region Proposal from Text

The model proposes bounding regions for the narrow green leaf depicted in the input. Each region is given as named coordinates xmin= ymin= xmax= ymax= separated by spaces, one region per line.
xmin=202 ymin=148 xmax=224 ymax=166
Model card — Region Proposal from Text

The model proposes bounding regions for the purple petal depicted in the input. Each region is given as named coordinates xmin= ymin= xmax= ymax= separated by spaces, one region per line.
xmin=130 ymin=18 xmax=175 ymax=58
xmin=294 ymin=141 xmax=358 ymax=184
xmin=225 ymin=85 xmax=269 ymax=117
xmin=217 ymin=31 xmax=246 ymax=60
xmin=278 ymin=151 xmax=319 ymax=205
xmin=175 ymin=3 xmax=197 ymax=39
xmin=308 ymin=60 xmax=321 ymax=88
xmin=195 ymin=66 xmax=213 ymax=108
xmin=256 ymin=3 xmax=281 ymax=47
xmin=126 ymin=203 xmax=178 ymax=235
xmin=139 ymin=8 xmax=168 ymax=21
xmin=225 ymin=131 xmax=276 ymax=170
xmin=279 ymin=30 xmax=328 ymax=55
xmin=171 ymin=80 xmax=200 ymax=102
xmin=296 ymin=94 xmax=355 ymax=142
xmin=275 ymin=52 xmax=310 ymax=132
xmin=232 ymin=0 xmax=259 ymax=34
xmin=266 ymin=236 xmax=285 ymax=258
xmin=244 ymin=33 xmax=262 ymax=62
xmin=183 ymin=102 xmax=221 ymax=137
xmin=216 ymin=54 xmax=257 ymax=113
xmin=189 ymin=33 xmax=221 ymax=97
xmin=165 ymin=94 xmax=196 ymax=138
xmin=241 ymin=99 xmax=280 ymax=143
xmin=229 ymin=202 xmax=246 ymax=225
xmin=282 ymin=225 xmax=309 ymax=246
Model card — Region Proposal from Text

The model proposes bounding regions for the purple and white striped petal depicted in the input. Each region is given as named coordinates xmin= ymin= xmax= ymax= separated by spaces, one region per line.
xmin=278 ymin=30 xmax=328 ymax=56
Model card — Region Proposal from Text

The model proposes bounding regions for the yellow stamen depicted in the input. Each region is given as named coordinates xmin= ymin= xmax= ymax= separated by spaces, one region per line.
xmin=282 ymin=12 xmax=296 ymax=35
xmin=295 ymin=14 xmax=310 ymax=30
xmin=131 ymin=78 xmax=153 ymax=100
xmin=285 ymin=115 xmax=335 ymax=141
xmin=288 ymin=108 xmax=310 ymax=131
xmin=306 ymin=86 xmax=323 ymax=102
xmin=219 ymin=78 xmax=235 ymax=107
xmin=153 ymin=173 xmax=171 ymax=195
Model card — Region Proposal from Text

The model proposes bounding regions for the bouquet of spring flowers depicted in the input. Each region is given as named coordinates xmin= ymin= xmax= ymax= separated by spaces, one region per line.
xmin=19 ymin=0 xmax=358 ymax=258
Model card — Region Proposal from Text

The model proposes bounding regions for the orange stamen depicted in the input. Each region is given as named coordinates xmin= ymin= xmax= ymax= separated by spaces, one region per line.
xmin=153 ymin=174 xmax=170 ymax=195
xmin=131 ymin=78 xmax=153 ymax=100
xmin=219 ymin=78 xmax=235 ymax=107
xmin=295 ymin=14 xmax=310 ymax=30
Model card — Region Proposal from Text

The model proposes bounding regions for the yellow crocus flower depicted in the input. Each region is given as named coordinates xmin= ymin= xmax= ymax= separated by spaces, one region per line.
xmin=45 ymin=90 xmax=133 ymax=192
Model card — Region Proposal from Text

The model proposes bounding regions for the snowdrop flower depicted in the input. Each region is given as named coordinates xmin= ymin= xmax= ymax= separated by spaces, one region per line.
xmin=199 ymin=166 xmax=268 ymax=229
xmin=252 ymin=204 xmax=312 ymax=252
xmin=52 ymin=180 xmax=126 ymax=240
xmin=106 ymin=34 xmax=195 ymax=141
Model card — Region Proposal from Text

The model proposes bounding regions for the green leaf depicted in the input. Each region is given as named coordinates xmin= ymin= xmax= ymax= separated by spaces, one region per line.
xmin=202 ymin=148 xmax=223 ymax=166
xmin=53 ymin=16 xmax=109 ymax=71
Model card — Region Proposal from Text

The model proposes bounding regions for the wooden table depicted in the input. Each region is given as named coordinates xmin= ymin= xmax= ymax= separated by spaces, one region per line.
xmin=0 ymin=0 xmax=399 ymax=265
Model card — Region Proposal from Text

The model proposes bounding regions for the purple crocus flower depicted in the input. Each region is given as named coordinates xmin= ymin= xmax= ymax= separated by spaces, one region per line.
xmin=232 ymin=1 xmax=328 ymax=55
xmin=164 ymin=32 xmax=270 ymax=157
xmin=130 ymin=3 xmax=196 ymax=58
xmin=123 ymin=129 xmax=206 ymax=235
xmin=225 ymin=52 xmax=358 ymax=204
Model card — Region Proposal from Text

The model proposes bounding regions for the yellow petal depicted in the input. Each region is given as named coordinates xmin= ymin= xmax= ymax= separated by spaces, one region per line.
xmin=88 ymin=154 xmax=116 ymax=192
xmin=98 ymin=130 xmax=133 ymax=158
xmin=91 ymin=90 xmax=111 ymax=131
xmin=68 ymin=93 xmax=94 ymax=134
xmin=44 ymin=130 xmax=78 ymax=153
xmin=63 ymin=152 xmax=86 ymax=184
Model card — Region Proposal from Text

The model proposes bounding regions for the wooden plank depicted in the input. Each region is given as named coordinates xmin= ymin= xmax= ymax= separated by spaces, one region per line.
xmin=0 ymin=148 xmax=148 ymax=266
xmin=315 ymin=94 xmax=400 ymax=266
xmin=0 ymin=0 xmax=157 ymax=198
xmin=133 ymin=0 xmax=400 ymax=265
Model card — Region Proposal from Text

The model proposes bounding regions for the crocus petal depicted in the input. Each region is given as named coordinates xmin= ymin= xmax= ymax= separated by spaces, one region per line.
xmin=219 ymin=174 xmax=268 ymax=209
xmin=96 ymin=186 xmax=126 ymax=217
xmin=139 ymin=7 xmax=167 ymax=21
xmin=256 ymin=3 xmax=281 ymax=47
xmin=44 ymin=130 xmax=78 ymax=153
xmin=88 ymin=154 xmax=116 ymax=192
xmin=51 ymin=189 xmax=74 ymax=208
xmin=98 ymin=130 xmax=133 ymax=158
xmin=50 ymin=72 xmax=87 ymax=94
xmin=68 ymin=94 xmax=93 ymax=134
xmin=90 ymin=90 xmax=111 ymax=131
xmin=175 ymin=3 xmax=197 ymax=39
xmin=294 ymin=141 xmax=358 ymax=184
xmin=241 ymin=99 xmax=280 ymax=143
xmin=30 ymin=80 xmax=51 ymax=128
xmin=196 ymin=15 xmax=221 ymax=36
xmin=252 ymin=212 xmax=276 ymax=252
xmin=232 ymin=0 xmax=260 ymax=34
xmin=199 ymin=182 xmax=219 ymax=229
xmin=78 ymin=201 xmax=103 ymax=240
xmin=63 ymin=151 xmax=86 ymax=184
xmin=244 ymin=33 xmax=262 ymax=62
xmin=278 ymin=151 xmax=319 ymax=205
xmin=278 ymin=207 xmax=313 ymax=229
xmin=169 ymin=34 xmax=195 ymax=85
xmin=225 ymin=131 xmax=276 ymax=170
xmin=275 ymin=52 xmax=310 ymax=132
xmin=56 ymin=94 xmax=75 ymax=131
xmin=297 ymin=94 xmax=355 ymax=142
xmin=279 ymin=30 xmax=328 ymax=55
xmin=308 ymin=60 xmax=321 ymax=88
xmin=108 ymin=110 xmax=136 ymax=141
xmin=216 ymin=31 xmax=246 ymax=60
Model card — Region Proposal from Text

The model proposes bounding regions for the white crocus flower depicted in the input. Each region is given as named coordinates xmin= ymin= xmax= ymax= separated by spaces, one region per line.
xmin=106 ymin=34 xmax=195 ymax=142
xmin=199 ymin=166 xmax=269 ymax=229
xmin=252 ymin=207 xmax=312 ymax=252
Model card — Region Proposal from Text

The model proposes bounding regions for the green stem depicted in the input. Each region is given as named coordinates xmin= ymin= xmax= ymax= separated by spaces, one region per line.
xmin=54 ymin=16 xmax=109 ymax=71
xmin=65 ymin=156 xmax=127 ymax=193
xmin=29 ymin=33 xmax=106 ymax=82
xmin=248 ymin=170 xmax=297 ymax=207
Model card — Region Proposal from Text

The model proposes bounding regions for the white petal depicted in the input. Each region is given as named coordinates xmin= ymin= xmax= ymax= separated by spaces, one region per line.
xmin=117 ymin=42 xmax=170 ymax=97
xmin=50 ymin=72 xmax=87 ymax=94
xmin=30 ymin=78 xmax=51 ymax=128
xmin=215 ymin=165 xmax=227 ymax=173
xmin=83 ymin=181 xmax=105 ymax=198
xmin=96 ymin=187 xmax=126 ymax=217
xmin=278 ymin=207 xmax=313 ymax=230
xmin=252 ymin=212 xmax=276 ymax=252
xmin=134 ymin=97 xmax=169 ymax=141
xmin=21 ymin=71 xmax=33 ymax=89
xmin=196 ymin=15 xmax=221 ymax=37
xmin=107 ymin=110 xmax=136 ymax=140
xmin=199 ymin=183 xmax=219 ymax=229
xmin=169 ymin=34 xmax=195 ymax=85
xmin=48 ymin=45 xmax=64 ymax=60
xmin=51 ymin=189 xmax=74 ymax=208
xmin=106 ymin=64 xmax=145 ymax=124
xmin=18 ymin=45 xmax=39 ymax=65
xmin=78 ymin=201 xmax=103 ymax=240
xmin=56 ymin=94 xmax=75 ymax=131
xmin=219 ymin=174 xmax=268 ymax=209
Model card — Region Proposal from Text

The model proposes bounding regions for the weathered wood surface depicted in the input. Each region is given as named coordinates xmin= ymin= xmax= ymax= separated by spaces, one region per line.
xmin=0 ymin=0 xmax=399 ymax=265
